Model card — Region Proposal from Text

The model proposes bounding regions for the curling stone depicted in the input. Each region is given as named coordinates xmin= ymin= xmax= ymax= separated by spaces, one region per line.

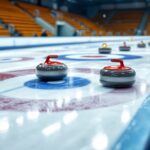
xmin=36 ymin=55 xmax=68 ymax=81
xmin=100 ymin=59 xmax=136 ymax=88
xmin=119 ymin=42 xmax=131 ymax=51
xmin=137 ymin=41 xmax=146 ymax=48
xmin=99 ymin=43 xmax=112 ymax=54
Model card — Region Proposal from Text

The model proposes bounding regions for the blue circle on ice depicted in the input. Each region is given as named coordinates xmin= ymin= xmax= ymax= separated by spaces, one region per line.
xmin=24 ymin=77 xmax=91 ymax=90
xmin=57 ymin=54 xmax=142 ymax=61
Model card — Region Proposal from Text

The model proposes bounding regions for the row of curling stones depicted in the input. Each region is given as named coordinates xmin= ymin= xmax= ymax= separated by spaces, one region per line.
xmin=99 ymin=41 xmax=147 ymax=54
xmin=99 ymin=42 xmax=131 ymax=53
xmin=119 ymin=41 xmax=146 ymax=49
xmin=119 ymin=41 xmax=147 ymax=50
xmin=36 ymin=55 xmax=136 ymax=88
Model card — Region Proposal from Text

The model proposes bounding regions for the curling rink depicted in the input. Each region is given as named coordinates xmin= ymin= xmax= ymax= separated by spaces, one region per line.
xmin=0 ymin=36 xmax=150 ymax=150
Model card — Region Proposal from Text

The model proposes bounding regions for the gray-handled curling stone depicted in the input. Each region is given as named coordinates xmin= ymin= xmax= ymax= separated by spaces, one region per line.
xmin=119 ymin=42 xmax=131 ymax=51
xmin=137 ymin=41 xmax=146 ymax=48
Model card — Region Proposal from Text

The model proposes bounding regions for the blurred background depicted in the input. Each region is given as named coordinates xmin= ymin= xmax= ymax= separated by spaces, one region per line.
xmin=0 ymin=0 xmax=149 ymax=37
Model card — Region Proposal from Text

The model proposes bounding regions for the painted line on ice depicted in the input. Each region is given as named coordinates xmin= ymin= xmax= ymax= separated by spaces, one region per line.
xmin=0 ymin=38 xmax=148 ymax=51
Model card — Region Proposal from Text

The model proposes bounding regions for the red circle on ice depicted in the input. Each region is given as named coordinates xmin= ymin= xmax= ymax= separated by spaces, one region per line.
xmin=82 ymin=56 xmax=105 ymax=58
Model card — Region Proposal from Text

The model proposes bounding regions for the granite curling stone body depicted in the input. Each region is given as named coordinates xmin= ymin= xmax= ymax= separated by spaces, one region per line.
xmin=137 ymin=41 xmax=146 ymax=48
xmin=99 ymin=43 xmax=112 ymax=54
xmin=100 ymin=59 xmax=136 ymax=88
xmin=36 ymin=55 xmax=68 ymax=81
xmin=119 ymin=42 xmax=131 ymax=51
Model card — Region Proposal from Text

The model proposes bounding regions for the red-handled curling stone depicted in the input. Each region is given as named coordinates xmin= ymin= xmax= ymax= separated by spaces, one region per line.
xmin=98 ymin=43 xmax=112 ymax=54
xmin=119 ymin=42 xmax=131 ymax=51
xmin=36 ymin=55 xmax=68 ymax=81
xmin=100 ymin=59 xmax=136 ymax=88
xmin=137 ymin=41 xmax=146 ymax=48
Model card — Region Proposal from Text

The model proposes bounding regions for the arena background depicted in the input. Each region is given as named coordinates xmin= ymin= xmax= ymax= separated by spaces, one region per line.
xmin=0 ymin=1 xmax=150 ymax=150
xmin=0 ymin=0 xmax=149 ymax=37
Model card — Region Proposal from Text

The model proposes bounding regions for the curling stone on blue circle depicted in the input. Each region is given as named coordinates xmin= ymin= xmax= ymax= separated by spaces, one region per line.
xmin=100 ymin=59 xmax=136 ymax=88
xmin=36 ymin=55 xmax=68 ymax=81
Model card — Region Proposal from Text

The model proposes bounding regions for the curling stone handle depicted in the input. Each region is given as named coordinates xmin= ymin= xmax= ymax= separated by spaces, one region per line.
xmin=123 ymin=42 xmax=126 ymax=46
xmin=111 ymin=59 xmax=125 ymax=68
xmin=45 ymin=55 xmax=58 ymax=64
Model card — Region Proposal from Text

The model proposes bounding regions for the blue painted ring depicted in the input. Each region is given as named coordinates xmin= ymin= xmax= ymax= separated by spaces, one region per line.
xmin=24 ymin=76 xmax=91 ymax=90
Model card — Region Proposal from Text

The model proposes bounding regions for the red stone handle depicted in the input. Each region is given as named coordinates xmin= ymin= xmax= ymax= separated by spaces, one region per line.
xmin=111 ymin=59 xmax=125 ymax=68
xmin=123 ymin=42 xmax=126 ymax=47
xmin=45 ymin=55 xmax=58 ymax=64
